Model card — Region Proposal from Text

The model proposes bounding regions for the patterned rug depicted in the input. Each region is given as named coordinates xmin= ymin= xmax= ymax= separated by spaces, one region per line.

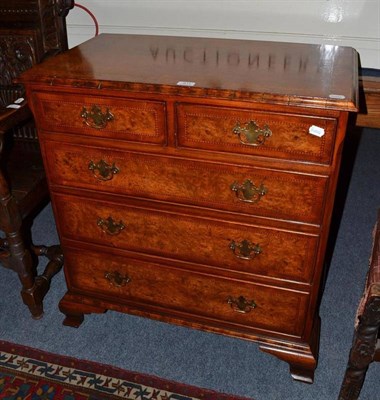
xmin=0 ymin=340 xmax=250 ymax=400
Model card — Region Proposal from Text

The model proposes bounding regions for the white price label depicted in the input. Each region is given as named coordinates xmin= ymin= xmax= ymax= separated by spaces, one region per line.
xmin=309 ymin=125 xmax=325 ymax=137
xmin=329 ymin=94 xmax=346 ymax=100
xmin=177 ymin=81 xmax=196 ymax=87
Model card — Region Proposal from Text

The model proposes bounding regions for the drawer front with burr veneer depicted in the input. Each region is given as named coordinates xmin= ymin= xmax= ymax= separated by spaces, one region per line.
xmin=43 ymin=140 xmax=328 ymax=225
xmin=176 ymin=103 xmax=338 ymax=164
xmin=63 ymin=247 xmax=310 ymax=338
xmin=53 ymin=192 xmax=319 ymax=284
xmin=33 ymin=92 xmax=167 ymax=145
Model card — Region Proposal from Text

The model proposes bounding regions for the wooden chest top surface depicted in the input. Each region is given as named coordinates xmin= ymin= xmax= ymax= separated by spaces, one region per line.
xmin=19 ymin=33 xmax=358 ymax=111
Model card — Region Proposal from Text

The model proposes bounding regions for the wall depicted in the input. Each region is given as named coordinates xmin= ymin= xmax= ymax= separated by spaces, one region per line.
xmin=67 ymin=0 xmax=380 ymax=69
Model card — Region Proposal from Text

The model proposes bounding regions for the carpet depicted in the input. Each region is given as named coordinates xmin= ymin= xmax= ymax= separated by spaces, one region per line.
xmin=0 ymin=341 xmax=250 ymax=400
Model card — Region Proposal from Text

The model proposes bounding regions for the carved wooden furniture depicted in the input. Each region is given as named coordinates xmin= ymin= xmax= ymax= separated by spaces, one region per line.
xmin=338 ymin=210 xmax=380 ymax=399
xmin=20 ymin=34 xmax=358 ymax=381
xmin=0 ymin=0 xmax=73 ymax=318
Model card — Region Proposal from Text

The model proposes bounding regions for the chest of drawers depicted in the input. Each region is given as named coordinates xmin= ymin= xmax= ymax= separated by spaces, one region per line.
xmin=20 ymin=34 xmax=358 ymax=383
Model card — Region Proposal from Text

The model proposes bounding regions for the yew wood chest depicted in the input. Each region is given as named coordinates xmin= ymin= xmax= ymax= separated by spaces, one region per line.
xmin=20 ymin=34 xmax=358 ymax=383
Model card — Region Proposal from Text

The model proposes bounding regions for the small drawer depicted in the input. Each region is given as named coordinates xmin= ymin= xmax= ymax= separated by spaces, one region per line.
xmin=44 ymin=141 xmax=328 ymax=225
xmin=54 ymin=193 xmax=319 ymax=284
xmin=176 ymin=103 xmax=337 ymax=164
xmin=65 ymin=247 xmax=309 ymax=337
xmin=32 ymin=91 xmax=166 ymax=145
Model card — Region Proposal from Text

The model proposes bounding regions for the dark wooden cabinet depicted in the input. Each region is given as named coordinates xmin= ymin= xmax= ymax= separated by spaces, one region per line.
xmin=0 ymin=0 xmax=73 ymax=318
xmin=20 ymin=34 xmax=358 ymax=382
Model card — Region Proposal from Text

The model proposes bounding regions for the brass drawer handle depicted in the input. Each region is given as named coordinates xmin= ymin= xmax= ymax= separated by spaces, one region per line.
xmin=105 ymin=271 xmax=131 ymax=287
xmin=230 ymin=179 xmax=267 ymax=203
xmin=232 ymin=120 xmax=272 ymax=146
xmin=97 ymin=216 xmax=125 ymax=235
xmin=88 ymin=159 xmax=119 ymax=181
xmin=81 ymin=105 xmax=114 ymax=129
xmin=227 ymin=295 xmax=256 ymax=313
xmin=229 ymin=239 xmax=262 ymax=260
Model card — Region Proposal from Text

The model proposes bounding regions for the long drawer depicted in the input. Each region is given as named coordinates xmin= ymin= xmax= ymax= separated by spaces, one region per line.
xmin=64 ymin=246 xmax=309 ymax=337
xmin=53 ymin=193 xmax=319 ymax=283
xmin=43 ymin=140 xmax=328 ymax=225
xmin=176 ymin=103 xmax=337 ymax=164
xmin=32 ymin=92 xmax=167 ymax=145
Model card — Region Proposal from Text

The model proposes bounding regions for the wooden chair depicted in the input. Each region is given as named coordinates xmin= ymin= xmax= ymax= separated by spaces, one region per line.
xmin=338 ymin=209 xmax=380 ymax=399
xmin=0 ymin=0 xmax=74 ymax=318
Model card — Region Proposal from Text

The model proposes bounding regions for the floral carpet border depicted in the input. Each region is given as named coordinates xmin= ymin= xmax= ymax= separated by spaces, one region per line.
xmin=0 ymin=340 xmax=251 ymax=400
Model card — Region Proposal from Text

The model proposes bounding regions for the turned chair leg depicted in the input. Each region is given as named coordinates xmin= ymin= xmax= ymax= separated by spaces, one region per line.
xmin=32 ymin=245 xmax=64 ymax=302
xmin=0 ymin=161 xmax=64 ymax=318
xmin=0 ymin=165 xmax=43 ymax=317
xmin=32 ymin=245 xmax=64 ymax=281
xmin=0 ymin=241 xmax=64 ymax=319
xmin=338 ymin=296 xmax=380 ymax=400
xmin=22 ymin=245 xmax=64 ymax=319
xmin=0 ymin=231 xmax=44 ymax=319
